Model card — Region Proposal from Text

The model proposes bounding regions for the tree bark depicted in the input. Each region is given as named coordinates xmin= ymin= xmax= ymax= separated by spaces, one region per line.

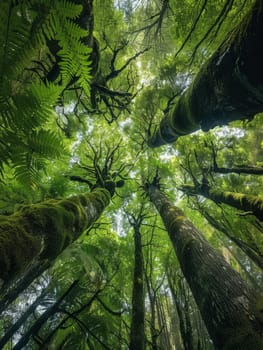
xmin=129 ymin=226 xmax=145 ymax=350
xmin=148 ymin=0 xmax=263 ymax=147
xmin=147 ymin=184 xmax=263 ymax=349
xmin=182 ymin=184 xmax=263 ymax=221
xmin=209 ymin=165 xmax=263 ymax=175
xmin=0 ymin=187 xmax=111 ymax=285
xmin=145 ymin=269 xmax=158 ymax=350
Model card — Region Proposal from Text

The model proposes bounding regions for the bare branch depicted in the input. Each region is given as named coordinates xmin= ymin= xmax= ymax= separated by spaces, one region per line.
xmin=174 ymin=0 xmax=208 ymax=59
xmin=105 ymin=47 xmax=151 ymax=81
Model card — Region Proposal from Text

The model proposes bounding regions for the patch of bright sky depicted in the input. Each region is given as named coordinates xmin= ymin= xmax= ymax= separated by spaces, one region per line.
xmin=211 ymin=125 xmax=246 ymax=138
xmin=114 ymin=0 xmax=142 ymax=11
xmin=159 ymin=145 xmax=179 ymax=161
xmin=113 ymin=209 xmax=127 ymax=236
xmin=136 ymin=60 xmax=154 ymax=86
xmin=119 ymin=117 xmax=132 ymax=131
xmin=55 ymin=102 xmax=75 ymax=116
xmin=189 ymin=125 xmax=246 ymax=140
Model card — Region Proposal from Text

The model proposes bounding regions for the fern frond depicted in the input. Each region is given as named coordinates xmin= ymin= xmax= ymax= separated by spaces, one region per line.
xmin=0 ymin=1 xmax=36 ymax=79
xmin=31 ymin=81 xmax=62 ymax=118
xmin=0 ymin=82 xmax=61 ymax=131
xmin=0 ymin=141 xmax=10 ymax=177
xmin=0 ymin=128 xmax=65 ymax=187
xmin=12 ymin=152 xmax=40 ymax=186
xmin=28 ymin=129 xmax=65 ymax=158
xmin=53 ymin=7 xmax=92 ymax=95
xmin=54 ymin=0 xmax=83 ymax=19
xmin=0 ymin=0 xmax=91 ymax=185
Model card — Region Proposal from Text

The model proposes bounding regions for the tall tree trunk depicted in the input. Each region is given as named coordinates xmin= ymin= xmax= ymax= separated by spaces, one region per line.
xmin=158 ymin=293 xmax=172 ymax=350
xmin=182 ymin=184 xmax=263 ymax=221
xmin=145 ymin=273 xmax=158 ymax=350
xmin=0 ymin=187 xmax=111 ymax=286
xmin=129 ymin=226 xmax=145 ymax=350
xmin=148 ymin=0 xmax=263 ymax=147
xmin=146 ymin=184 xmax=263 ymax=349
xmin=167 ymin=273 xmax=196 ymax=350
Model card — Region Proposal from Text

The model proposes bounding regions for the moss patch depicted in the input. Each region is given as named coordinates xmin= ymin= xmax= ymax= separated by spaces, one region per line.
xmin=0 ymin=216 xmax=42 ymax=281
xmin=0 ymin=188 xmax=111 ymax=283
xmin=210 ymin=190 xmax=263 ymax=220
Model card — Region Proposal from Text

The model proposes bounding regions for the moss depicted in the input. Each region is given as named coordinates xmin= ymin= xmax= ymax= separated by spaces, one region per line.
xmin=78 ymin=194 xmax=89 ymax=206
xmin=92 ymin=188 xmax=111 ymax=207
xmin=0 ymin=188 xmax=111 ymax=282
xmin=210 ymin=190 xmax=263 ymax=220
xmin=0 ymin=216 xmax=42 ymax=281
xmin=60 ymin=198 xmax=87 ymax=232
xmin=22 ymin=205 xmax=72 ymax=259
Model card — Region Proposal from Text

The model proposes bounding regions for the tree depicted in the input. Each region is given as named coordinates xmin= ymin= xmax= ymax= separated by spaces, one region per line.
xmin=181 ymin=182 xmax=263 ymax=221
xmin=0 ymin=186 xmax=111 ymax=285
xmin=1 ymin=0 xmax=263 ymax=348
xmin=144 ymin=175 xmax=263 ymax=349
xmin=127 ymin=207 xmax=145 ymax=350
xmin=206 ymin=140 xmax=263 ymax=175
xmin=148 ymin=0 xmax=263 ymax=147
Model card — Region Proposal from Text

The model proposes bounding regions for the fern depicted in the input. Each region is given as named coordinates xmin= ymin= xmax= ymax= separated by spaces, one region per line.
xmin=0 ymin=0 xmax=93 ymax=186
xmin=53 ymin=8 xmax=92 ymax=95
xmin=0 ymin=1 xmax=37 ymax=79
xmin=10 ymin=130 xmax=65 ymax=186
xmin=28 ymin=129 xmax=65 ymax=158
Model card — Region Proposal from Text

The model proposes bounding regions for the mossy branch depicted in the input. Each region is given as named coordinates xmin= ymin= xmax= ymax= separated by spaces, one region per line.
xmin=0 ymin=188 xmax=111 ymax=284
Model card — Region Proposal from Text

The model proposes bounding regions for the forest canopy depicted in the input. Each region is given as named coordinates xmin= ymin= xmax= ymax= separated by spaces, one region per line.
xmin=0 ymin=0 xmax=263 ymax=349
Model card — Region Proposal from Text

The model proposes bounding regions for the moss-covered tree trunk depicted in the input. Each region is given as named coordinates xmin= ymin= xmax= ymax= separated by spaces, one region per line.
xmin=209 ymin=165 xmax=263 ymax=175
xmin=183 ymin=184 xmax=263 ymax=221
xmin=0 ymin=187 xmax=111 ymax=285
xmin=148 ymin=0 xmax=263 ymax=147
xmin=129 ymin=226 xmax=145 ymax=350
xmin=147 ymin=184 xmax=263 ymax=349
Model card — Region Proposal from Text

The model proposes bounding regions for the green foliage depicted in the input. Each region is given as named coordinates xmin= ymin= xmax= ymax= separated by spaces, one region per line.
xmin=0 ymin=0 xmax=92 ymax=186
xmin=1 ymin=1 xmax=263 ymax=349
